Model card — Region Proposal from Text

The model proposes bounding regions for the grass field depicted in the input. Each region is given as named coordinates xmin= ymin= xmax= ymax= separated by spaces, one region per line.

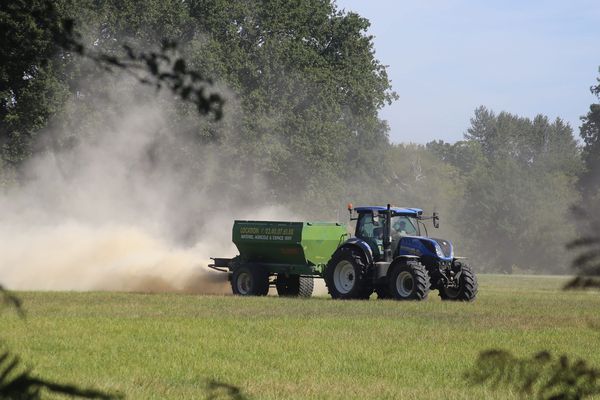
xmin=2 ymin=274 xmax=600 ymax=399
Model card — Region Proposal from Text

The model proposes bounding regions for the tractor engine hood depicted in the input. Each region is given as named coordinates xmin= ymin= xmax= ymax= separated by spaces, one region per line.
xmin=398 ymin=236 xmax=454 ymax=260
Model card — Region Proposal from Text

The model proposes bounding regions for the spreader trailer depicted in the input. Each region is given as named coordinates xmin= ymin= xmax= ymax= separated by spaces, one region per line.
xmin=209 ymin=204 xmax=478 ymax=301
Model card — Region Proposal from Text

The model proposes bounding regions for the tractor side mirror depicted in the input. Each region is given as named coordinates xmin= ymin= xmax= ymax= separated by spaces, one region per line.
xmin=433 ymin=212 xmax=440 ymax=229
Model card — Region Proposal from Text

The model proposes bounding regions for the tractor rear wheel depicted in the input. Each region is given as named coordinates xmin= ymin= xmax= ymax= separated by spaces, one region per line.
xmin=388 ymin=261 xmax=430 ymax=300
xmin=276 ymin=274 xmax=314 ymax=297
xmin=324 ymin=247 xmax=369 ymax=300
xmin=231 ymin=265 xmax=269 ymax=296
xmin=439 ymin=263 xmax=478 ymax=301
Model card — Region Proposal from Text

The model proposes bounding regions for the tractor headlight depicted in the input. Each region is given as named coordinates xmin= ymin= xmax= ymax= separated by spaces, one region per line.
xmin=435 ymin=243 xmax=445 ymax=258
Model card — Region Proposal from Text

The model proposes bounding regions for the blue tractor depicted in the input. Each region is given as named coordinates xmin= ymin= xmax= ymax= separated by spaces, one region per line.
xmin=324 ymin=204 xmax=478 ymax=301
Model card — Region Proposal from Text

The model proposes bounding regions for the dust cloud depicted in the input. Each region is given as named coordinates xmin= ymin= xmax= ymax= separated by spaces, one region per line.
xmin=0 ymin=223 xmax=231 ymax=293
xmin=0 ymin=79 xmax=298 ymax=294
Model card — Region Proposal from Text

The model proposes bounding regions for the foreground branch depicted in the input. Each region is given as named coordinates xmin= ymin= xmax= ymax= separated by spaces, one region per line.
xmin=466 ymin=349 xmax=600 ymax=399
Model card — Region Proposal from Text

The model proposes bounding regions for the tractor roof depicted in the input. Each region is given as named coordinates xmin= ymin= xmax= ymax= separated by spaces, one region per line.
xmin=354 ymin=206 xmax=423 ymax=216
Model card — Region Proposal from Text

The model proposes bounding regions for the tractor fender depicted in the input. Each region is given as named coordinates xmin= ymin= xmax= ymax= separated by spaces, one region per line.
xmin=394 ymin=254 xmax=420 ymax=260
xmin=336 ymin=238 xmax=374 ymax=265
xmin=389 ymin=254 xmax=420 ymax=269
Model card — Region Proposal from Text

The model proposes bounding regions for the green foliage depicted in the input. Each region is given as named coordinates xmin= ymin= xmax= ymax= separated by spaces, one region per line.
xmin=450 ymin=107 xmax=581 ymax=272
xmin=0 ymin=0 xmax=222 ymax=172
xmin=1 ymin=0 xmax=396 ymax=219
xmin=426 ymin=139 xmax=485 ymax=175
xmin=579 ymin=69 xmax=600 ymax=204
xmin=183 ymin=0 xmax=396 ymax=213
xmin=564 ymin=205 xmax=600 ymax=290
xmin=381 ymin=143 xmax=464 ymax=239
xmin=467 ymin=350 xmax=600 ymax=400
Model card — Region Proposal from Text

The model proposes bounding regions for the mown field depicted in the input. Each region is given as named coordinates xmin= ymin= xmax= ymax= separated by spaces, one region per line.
xmin=2 ymin=275 xmax=600 ymax=399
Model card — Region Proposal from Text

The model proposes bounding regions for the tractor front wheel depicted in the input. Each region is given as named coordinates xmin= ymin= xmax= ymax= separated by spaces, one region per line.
xmin=388 ymin=261 xmax=430 ymax=300
xmin=231 ymin=265 xmax=269 ymax=296
xmin=439 ymin=263 xmax=478 ymax=301
xmin=276 ymin=274 xmax=314 ymax=297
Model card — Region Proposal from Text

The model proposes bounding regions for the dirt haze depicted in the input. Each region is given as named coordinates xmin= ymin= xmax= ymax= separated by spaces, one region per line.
xmin=0 ymin=79 xmax=300 ymax=294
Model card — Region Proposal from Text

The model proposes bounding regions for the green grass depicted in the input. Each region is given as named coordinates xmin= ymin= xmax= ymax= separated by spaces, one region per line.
xmin=2 ymin=274 xmax=599 ymax=399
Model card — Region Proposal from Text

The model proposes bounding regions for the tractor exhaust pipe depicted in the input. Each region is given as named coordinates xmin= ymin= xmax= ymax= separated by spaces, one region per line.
xmin=383 ymin=203 xmax=392 ymax=262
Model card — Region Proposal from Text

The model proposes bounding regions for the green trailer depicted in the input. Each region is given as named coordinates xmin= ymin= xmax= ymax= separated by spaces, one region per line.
xmin=209 ymin=220 xmax=347 ymax=297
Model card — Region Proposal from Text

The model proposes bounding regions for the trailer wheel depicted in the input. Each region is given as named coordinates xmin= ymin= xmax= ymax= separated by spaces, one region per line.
xmin=388 ymin=260 xmax=430 ymax=301
xmin=439 ymin=263 xmax=478 ymax=301
xmin=276 ymin=275 xmax=314 ymax=297
xmin=324 ymin=247 xmax=369 ymax=300
xmin=231 ymin=265 xmax=269 ymax=296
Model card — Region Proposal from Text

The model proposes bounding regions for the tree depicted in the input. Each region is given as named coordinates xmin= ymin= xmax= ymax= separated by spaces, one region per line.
xmin=1 ymin=0 xmax=396 ymax=219
xmin=579 ymin=69 xmax=600 ymax=204
xmin=455 ymin=108 xmax=582 ymax=272
xmin=0 ymin=0 xmax=223 ymax=176
xmin=426 ymin=139 xmax=484 ymax=175
xmin=183 ymin=0 xmax=396 ymax=214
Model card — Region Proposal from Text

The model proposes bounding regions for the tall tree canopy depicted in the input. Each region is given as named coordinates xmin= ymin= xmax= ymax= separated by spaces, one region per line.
xmin=184 ymin=0 xmax=396 ymax=210
xmin=450 ymin=107 xmax=581 ymax=272
xmin=0 ymin=0 xmax=396 ymax=215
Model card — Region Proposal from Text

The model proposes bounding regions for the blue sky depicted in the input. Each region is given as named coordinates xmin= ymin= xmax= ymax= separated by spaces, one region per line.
xmin=336 ymin=0 xmax=600 ymax=144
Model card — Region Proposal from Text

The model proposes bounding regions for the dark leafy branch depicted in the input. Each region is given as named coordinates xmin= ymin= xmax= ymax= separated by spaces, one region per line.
xmin=0 ymin=285 xmax=24 ymax=318
xmin=205 ymin=380 xmax=248 ymax=400
xmin=466 ymin=349 xmax=600 ymax=400
xmin=591 ymin=69 xmax=600 ymax=97
xmin=92 ymin=41 xmax=224 ymax=120
xmin=564 ymin=206 xmax=600 ymax=290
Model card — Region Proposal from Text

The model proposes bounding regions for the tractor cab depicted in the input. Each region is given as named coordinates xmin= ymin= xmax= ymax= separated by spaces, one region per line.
xmin=353 ymin=206 xmax=423 ymax=261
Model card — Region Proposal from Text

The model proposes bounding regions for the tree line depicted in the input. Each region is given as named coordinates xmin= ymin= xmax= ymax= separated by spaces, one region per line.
xmin=1 ymin=0 xmax=599 ymax=274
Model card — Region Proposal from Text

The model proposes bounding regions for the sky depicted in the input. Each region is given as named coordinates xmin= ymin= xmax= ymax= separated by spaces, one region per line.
xmin=336 ymin=0 xmax=600 ymax=144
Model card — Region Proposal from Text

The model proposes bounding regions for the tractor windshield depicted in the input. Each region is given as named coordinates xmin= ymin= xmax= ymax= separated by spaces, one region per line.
xmin=391 ymin=215 xmax=419 ymax=236
xmin=356 ymin=213 xmax=419 ymax=240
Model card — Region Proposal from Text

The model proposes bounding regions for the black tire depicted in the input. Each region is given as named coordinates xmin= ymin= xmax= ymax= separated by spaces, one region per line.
xmin=357 ymin=286 xmax=374 ymax=300
xmin=388 ymin=260 xmax=430 ymax=300
xmin=276 ymin=274 xmax=314 ymax=297
xmin=374 ymin=286 xmax=391 ymax=299
xmin=231 ymin=265 xmax=269 ymax=296
xmin=324 ymin=247 xmax=370 ymax=299
xmin=439 ymin=263 xmax=478 ymax=301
